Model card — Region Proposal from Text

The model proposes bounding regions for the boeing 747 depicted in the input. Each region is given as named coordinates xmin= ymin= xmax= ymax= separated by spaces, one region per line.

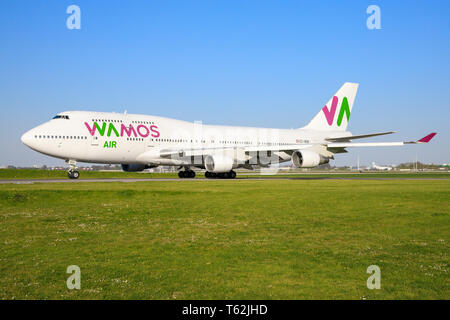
xmin=21 ymin=83 xmax=436 ymax=179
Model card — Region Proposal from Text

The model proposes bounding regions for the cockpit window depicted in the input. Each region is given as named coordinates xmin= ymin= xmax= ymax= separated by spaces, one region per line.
xmin=52 ymin=115 xmax=69 ymax=120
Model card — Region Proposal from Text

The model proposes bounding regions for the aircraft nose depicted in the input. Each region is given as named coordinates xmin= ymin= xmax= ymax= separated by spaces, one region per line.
xmin=21 ymin=130 xmax=33 ymax=147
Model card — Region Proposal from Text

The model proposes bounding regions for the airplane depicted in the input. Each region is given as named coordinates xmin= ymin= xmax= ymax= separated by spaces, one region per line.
xmin=372 ymin=162 xmax=394 ymax=171
xmin=20 ymin=82 xmax=437 ymax=179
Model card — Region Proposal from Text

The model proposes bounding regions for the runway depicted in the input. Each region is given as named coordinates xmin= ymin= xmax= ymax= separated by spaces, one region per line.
xmin=1 ymin=177 xmax=449 ymax=184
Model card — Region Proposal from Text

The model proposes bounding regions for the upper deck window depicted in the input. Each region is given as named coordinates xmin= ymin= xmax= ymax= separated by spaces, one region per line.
xmin=52 ymin=115 xmax=69 ymax=120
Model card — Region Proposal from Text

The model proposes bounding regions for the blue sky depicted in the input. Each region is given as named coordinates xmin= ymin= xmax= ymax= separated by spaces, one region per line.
xmin=0 ymin=0 xmax=449 ymax=167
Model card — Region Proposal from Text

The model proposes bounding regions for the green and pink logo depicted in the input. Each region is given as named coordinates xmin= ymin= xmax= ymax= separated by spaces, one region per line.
xmin=84 ymin=122 xmax=160 ymax=138
xmin=322 ymin=96 xmax=351 ymax=126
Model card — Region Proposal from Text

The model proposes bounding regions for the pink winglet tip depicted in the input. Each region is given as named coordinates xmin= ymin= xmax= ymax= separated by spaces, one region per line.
xmin=418 ymin=132 xmax=437 ymax=143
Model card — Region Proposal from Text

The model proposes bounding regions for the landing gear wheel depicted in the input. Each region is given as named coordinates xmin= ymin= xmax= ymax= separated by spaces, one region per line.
xmin=205 ymin=171 xmax=217 ymax=179
xmin=205 ymin=171 xmax=236 ymax=179
xmin=68 ymin=170 xmax=79 ymax=179
xmin=178 ymin=170 xmax=196 ymax=178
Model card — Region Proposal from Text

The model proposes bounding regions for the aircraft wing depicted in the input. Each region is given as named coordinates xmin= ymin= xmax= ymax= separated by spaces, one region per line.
xmin=325 ymin=131 xmax=396 ymax=142
xmin=158 ymin=144 xmax=313 ymax=157
xmin=136 ymin=133 xmax=436 ymax=163
xmin=326 ymin=133 xmax=437 ymax=148
xmin=243 ymin=144 xmax=312 ymax=153
xmin=136 ymin=144 xmax=313 ymax=163
xmin=235 ymin=132 xmax=435 ymax=151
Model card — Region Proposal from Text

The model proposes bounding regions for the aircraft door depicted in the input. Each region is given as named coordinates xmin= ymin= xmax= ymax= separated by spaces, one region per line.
xmin=91 ymin=135 xmax=99 ymax=146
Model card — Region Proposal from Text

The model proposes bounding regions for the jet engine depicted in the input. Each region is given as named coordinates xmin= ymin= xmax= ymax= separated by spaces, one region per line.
xmin=291 ymin=150 xmax=329 ymax=168
xmin=204 ymin=155 xmax=235 ymax=173
xmin=121 ymin=164 xmax=148 ymax=172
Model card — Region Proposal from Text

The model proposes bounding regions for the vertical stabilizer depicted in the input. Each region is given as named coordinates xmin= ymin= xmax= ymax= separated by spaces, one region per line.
xmin=303 ymin=82 xmax=359 ymax=131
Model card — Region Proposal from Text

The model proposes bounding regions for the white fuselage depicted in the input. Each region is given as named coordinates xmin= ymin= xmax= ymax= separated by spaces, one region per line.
xmin=21 ymin=111 xmax=345 ymax=167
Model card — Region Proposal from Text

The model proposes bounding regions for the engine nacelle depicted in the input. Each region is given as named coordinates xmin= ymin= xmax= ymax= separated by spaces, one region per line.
xmin=291 ymin=150 xmax=329 ymax=168
xmin=204 ymin=155 xmax=235 ymax=173
xmin=121 ymin=164 xmax=147 ymax=172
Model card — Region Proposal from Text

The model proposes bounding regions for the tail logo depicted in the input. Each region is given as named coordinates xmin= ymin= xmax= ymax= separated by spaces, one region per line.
xmin=322 ymin=96 xmax=351 ymax=126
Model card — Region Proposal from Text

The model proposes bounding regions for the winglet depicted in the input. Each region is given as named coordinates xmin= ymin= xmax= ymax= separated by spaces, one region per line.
xmin=417 ymin=132 xmax=437 ymax=143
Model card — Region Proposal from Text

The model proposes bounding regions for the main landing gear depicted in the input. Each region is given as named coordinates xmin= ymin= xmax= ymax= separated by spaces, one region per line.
xmin=205 ymin=170 xmax=236 ymax=179
xmin=178 ymin=169 xmax=196 ymax=178
xmin=66 ymin=160 xmax=80 ymax=179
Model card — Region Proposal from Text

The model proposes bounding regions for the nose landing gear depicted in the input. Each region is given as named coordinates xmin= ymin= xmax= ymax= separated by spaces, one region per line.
xmin=66 ymin=160 xmax=80 ymax=179
xmin=68 ymin=170 xmax=80 ymax=179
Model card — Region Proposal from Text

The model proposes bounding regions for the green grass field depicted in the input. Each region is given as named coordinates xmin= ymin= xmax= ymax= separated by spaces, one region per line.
xmin=0 ymin=179 xmax=449 ymax=299
xmin=0 ymin=168 xmax=449 ymax=180
xmin=0 ymin=169 xmax=180 ymax=180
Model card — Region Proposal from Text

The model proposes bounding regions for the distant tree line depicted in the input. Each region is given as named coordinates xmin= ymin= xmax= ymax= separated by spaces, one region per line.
xmin=396 ymin=162 xmax=446 ymax=170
